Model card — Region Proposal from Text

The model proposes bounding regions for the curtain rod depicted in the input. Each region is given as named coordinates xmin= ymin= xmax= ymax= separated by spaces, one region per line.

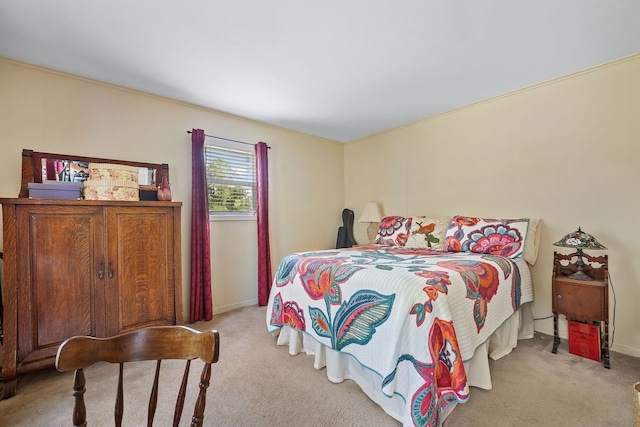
xmin=186 ymin=130 xmax=270 ymax=149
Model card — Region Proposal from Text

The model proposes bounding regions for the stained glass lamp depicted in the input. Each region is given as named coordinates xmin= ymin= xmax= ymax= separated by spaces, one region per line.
xmin=553 ymin=227 xmax=607 ymax=281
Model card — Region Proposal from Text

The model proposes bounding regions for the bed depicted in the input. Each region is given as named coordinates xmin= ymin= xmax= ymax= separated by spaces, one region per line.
xmin=265 ymin=215 xmax=540 ymax=426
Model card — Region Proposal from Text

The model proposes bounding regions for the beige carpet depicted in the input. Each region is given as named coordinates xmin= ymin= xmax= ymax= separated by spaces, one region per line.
xmin=1 ymin=305 xmax=639 ymax=426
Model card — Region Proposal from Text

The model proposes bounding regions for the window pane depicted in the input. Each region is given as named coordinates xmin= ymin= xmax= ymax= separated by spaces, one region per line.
xmin=204 ymin=140 xmax=256 ymax=215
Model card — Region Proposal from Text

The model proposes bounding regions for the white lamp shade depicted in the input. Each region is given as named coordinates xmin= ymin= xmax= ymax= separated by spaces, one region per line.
xmin=358 ymin=202 xmax=381 ymax=223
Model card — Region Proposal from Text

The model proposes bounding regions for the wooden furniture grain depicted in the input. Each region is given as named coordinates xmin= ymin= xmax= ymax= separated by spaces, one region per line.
xmin=0 ymin=198 xmax=183 ymax=398
xmin=0 ymin=251 xmax=3 ymax=345
xmin=56 ymin=325 xmax=219 ymax=427
xmin=551 ymin=251 xmax=610 ymax=368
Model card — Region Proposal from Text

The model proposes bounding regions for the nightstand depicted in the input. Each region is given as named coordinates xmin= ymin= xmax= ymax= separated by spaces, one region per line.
xmin=551 ymin=251 xmax=610 ymax=368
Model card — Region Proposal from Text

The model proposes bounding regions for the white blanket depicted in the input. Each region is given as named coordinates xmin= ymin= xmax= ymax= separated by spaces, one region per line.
xmin=266 ymin=246 xmax=533 ymax=426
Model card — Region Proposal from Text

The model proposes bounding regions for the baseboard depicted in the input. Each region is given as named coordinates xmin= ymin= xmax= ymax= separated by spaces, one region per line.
xmin=534 ymin=323 xmax=640 ymax=358
xmin=535 ymin=324 xmax=555 ymax=338
xmin=214 ymin=298 xmax=258 ymax=315
xmin=609 ymin=342 xmax=640 ymax=358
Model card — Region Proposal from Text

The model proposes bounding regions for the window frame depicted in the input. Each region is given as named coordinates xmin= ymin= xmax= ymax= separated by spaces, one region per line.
xmin=204 ymin=138 xmax=257 ymax=221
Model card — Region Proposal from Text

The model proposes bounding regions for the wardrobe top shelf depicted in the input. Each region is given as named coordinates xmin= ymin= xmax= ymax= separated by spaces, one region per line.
xmin=0 ymin=198 xmax=182 ymax=207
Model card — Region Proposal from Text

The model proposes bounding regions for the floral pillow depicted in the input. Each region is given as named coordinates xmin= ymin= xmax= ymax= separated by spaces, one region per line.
xmin=405 ymin=218 xmax=449 ymax=250
xmin=376 ymin=216 xmax=412 ymax=246
xmin=443 ymin=215 xmax=530 ymax=259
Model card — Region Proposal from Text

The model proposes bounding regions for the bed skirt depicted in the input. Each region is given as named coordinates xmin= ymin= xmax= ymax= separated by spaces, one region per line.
xmin=274 ymin=302 xmax=534 ymax=424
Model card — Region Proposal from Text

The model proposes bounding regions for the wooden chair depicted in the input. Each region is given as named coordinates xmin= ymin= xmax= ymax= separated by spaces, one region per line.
xmin=55 ymin=325 xmax=220 ymax=427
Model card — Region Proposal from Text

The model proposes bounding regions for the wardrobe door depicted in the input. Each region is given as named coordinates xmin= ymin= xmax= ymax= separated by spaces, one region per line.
xmin=104 ymin=206 xmax=178 ymax=336
xmin=16 ymin=205 xmax=106 ymax=369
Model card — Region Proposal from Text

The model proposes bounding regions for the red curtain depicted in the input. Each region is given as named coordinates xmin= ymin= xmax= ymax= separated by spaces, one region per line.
xmin=256 ymin=142 xmax=272 ymax=306
xmin=190 ymin=129 xmax=213 ymax=322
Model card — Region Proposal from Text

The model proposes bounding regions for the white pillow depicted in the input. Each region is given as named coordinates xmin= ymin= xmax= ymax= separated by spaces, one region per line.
xmin=405 ymin=218 xmax=449 ymax=251
xmin=523 ymin=218 xmax=542 ymax=265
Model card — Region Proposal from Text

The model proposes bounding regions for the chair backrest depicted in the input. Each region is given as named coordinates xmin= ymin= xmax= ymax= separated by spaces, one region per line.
xmin=55 ymin=325 xmax=220 ymax=427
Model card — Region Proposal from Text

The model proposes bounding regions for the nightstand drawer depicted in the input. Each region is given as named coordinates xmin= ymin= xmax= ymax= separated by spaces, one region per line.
xmin=553 ymin=277 xmax=606 ymax=322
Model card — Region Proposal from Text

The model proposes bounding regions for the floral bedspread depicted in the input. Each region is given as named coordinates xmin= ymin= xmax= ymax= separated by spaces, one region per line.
xmin=266 ymin=245 xmax=533 ymax=427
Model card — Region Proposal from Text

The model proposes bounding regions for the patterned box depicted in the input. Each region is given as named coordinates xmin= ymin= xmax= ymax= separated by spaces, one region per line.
xmin=88 ymin=163 xmax=139 ymax=183
xmin=83 ymin=179 xmax=139 ymax=201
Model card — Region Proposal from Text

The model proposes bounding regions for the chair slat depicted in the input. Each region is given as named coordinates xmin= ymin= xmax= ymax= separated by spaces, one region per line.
xmin=115 ymin=363 xmax=124 ymax=427
xmin=148 ymin=360 xmax=161 ymax=427
xmin=173 ymin=359 xmax=191 ymax=427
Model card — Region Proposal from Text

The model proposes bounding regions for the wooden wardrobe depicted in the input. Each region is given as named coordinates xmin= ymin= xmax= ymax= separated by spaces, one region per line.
xmin=0 ymin=151 xmax=183 ymax=399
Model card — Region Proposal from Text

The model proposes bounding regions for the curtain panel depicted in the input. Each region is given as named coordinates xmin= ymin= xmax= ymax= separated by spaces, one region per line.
xmin=256 ymin=141 xmax=272 ymax=306
xmin=190 ymin=129 xmax=213 ymax=322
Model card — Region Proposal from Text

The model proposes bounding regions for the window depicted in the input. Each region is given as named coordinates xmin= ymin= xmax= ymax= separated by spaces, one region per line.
xmin=204 ymin=138 xmax=256 ymax=217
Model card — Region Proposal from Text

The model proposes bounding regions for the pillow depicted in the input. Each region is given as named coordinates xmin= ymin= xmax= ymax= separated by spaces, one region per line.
xmin=405 ymin=218 xmax=449 ymax=250
xmin=444 ymin=216 xmax=530 ymax=259
xmin=375 ymin=216 xmax=412 ymax=246
xmin=523 ymin=218 xmax=542 ymax=265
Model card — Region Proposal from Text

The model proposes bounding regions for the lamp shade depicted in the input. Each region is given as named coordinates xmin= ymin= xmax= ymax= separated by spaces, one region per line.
xmin=553 ymin=227 xmax=607 ymax=250
xmin=358 ymin=202 xmax=381 ymax=223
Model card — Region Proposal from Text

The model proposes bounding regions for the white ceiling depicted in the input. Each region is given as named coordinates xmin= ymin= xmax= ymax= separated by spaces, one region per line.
xmin=1 ymin=1 xmax=639 ymax=143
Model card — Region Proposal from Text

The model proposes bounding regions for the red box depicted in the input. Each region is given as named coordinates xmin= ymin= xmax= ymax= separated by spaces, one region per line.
xmin=568 ymin=320 xmax=601 ymax=362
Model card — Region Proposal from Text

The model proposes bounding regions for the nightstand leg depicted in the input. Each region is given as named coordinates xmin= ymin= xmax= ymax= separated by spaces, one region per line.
xmin=602 ymin=321 xmax=610 ymax=369
xmin=552 ymin=313 xmax=560 ymax=354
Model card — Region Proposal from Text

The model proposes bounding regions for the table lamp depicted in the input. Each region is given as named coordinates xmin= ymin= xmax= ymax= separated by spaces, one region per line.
xmin=358 ymin=202 xmax=381 ymax=244
xmin=553 ymin=227 xmax=606 ymax=281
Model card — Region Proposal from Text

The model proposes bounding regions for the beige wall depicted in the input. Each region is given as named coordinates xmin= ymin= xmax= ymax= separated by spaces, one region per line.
xmin=345 ymin=53 xmax=640 ymax=357
xmin=0 ymin=58 xmax=345 ymax=318
xmin=3 ymin=53 xmax=638 ymax=356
